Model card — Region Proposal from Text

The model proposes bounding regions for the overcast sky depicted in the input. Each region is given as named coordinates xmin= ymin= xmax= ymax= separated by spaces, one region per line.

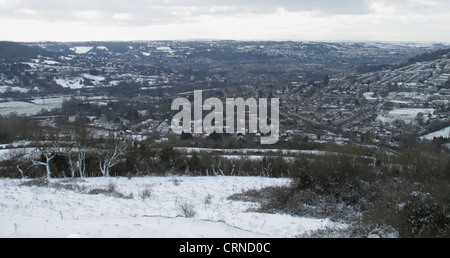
xmin=1 ymin=0 xmax=450 ymax=42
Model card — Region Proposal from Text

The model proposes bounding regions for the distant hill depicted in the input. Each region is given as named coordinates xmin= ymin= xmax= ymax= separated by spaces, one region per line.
xmin=385 ymin=47 xmax=450 ymax=71
xmin=0 ymin=41 xmax=53 ymax=61
xmin=407 ymin=48 xmax=450 ymax=64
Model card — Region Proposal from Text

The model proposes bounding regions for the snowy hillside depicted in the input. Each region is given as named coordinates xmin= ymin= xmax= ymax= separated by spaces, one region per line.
xmin=0 ymin=177 xmax=342 ymax=238
xmin=422 ymin=125 xmax=450 ymax=140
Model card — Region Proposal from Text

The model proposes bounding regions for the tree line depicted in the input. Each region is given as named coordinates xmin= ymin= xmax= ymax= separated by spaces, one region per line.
xmin=1 ymin=124 xmax=300 ymax=179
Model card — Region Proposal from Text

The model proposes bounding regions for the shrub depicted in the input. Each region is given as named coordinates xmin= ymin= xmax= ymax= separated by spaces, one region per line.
xmin=140 ymin=185 xmax=152 ymax=200
xmin=405 ymin=197 xmax=449 ymax=238
xmin=88 ymin=181 xmax=133 ymax=199
xmin=179 ymin=201 xmax=196 ymax=218
xmin=204 ymin=194 xmax=213 ymax=205
xmin=19 ymin=177 xmax=50 ymax=187
xmin=234 ymin=142 xmax=449 ymax=237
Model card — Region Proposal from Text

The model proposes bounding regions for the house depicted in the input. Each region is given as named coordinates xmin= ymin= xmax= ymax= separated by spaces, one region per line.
xmin=68 ymin=115 xmax=77 ymax=123
xmin=376 ymin=130 xmax=393 ymax=138
xmin=439 ymin=89 xmax=450 ymax=95
xmin=444 ymin=63 xmax=450 ymax=73
xmin=436 ymin=74 xmax=450 ymax=84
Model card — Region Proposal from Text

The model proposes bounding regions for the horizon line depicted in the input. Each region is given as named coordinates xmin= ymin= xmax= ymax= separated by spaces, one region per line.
xmin=2 ymin=39 xmax=450 ymax=44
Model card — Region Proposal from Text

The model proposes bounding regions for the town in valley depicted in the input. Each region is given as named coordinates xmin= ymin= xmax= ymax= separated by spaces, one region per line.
xmin=1 ymin=41 xmax=449 ymax=150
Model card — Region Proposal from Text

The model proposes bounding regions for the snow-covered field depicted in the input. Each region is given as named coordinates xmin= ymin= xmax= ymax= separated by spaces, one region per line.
xmin=0 ymin=86 xmax=30 ymax=93
xmin=0 ymin=176 xmax=342 ymax=238
xmin=378 ymin=108 xmax=435 ymax=124
xmin=422 ymin=126 xmax=450 ymax=140
xmin=70 ymin=46 xmax=93 ymax=54
xmin=54 ymin=77 xmax=85 ymax=89
xmin=0 ymin=97 xmax=67 ymax=116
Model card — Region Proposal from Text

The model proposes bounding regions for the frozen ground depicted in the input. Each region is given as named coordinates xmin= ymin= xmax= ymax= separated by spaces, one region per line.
xmin=0 ymin=86 xmax=30 ymax=93
xmin=0 ymin=97 xmax=68 ymax=116
xmin=0 ymin=176 xmax=343 ymax=238
xmin=70 ymin=46 xmax=93 ymax=54
xmin=54 ymin=77 xmax=85 ymax=89
xmin=422 ymin=125 xmax=450 ymax=140
xmin=377 ymin=108 xmax=435 ymax=124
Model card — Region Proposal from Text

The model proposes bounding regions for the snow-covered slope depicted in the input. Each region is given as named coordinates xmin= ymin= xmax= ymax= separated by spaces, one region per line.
xmin=422 ymin=126 xmax=450 ymax=140
xmin=0 ymin=177 xmax=342 ymax=238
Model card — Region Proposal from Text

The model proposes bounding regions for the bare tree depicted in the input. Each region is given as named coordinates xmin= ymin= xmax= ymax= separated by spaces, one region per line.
xmin=65 ymin=124 xmax=89 ymax=178
xmin=8 ymin=148 xmax=32 ymax=179
xmin=30 ymin=129 xmax=61 ymax=180
xmin=261 ymin=157 xmax=273 ymax=177
xmin=230 ymin=159 xmax=236 ymax=176
xmin=31 ymin=148 xmax=57 ymax=180
xmin=211 ymin=158 xmax=225 ymax=176
xmin=96 ymin=134 xmax=127 ymax=177
xmin=98 ymin=144 xmax=121 ymax=177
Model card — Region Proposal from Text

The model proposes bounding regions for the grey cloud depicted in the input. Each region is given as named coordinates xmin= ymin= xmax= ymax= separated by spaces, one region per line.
xmin=159 ymin=0 xmax=373 ymax=14
xmin=382 ymin=0 xmax=450 ymax=13
xmin=0 ymin=0 xmax=372 ymax=29
xmin=4 ymin=0 xmax=450 ymax=26
xmin=3 ymin=0 xmax=185 ymax=25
